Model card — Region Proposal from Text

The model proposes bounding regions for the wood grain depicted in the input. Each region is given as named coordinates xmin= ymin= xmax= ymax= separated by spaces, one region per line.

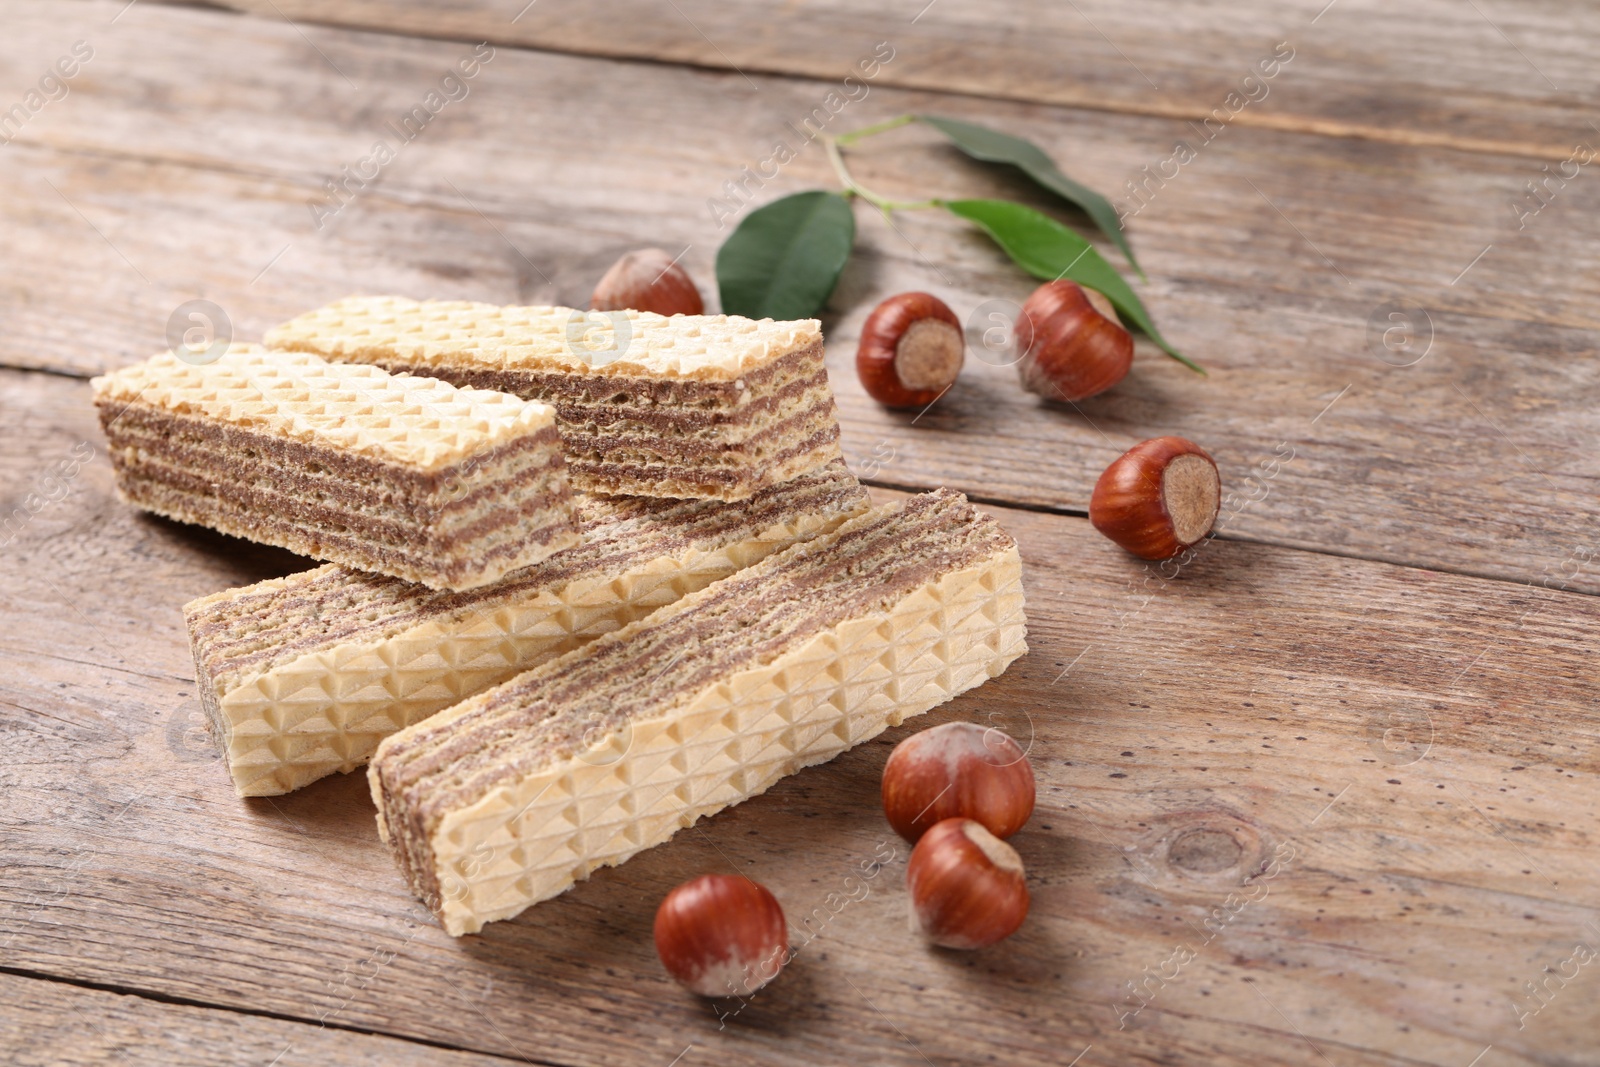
xmin=3 ymin=368 xmax=1597 ymax=1066
xmin=0 ymin=971 xmax=527 ymax=1066
xmin=172 ymin=0 xmax=1599 ymax=159
xmin=1 ymin=2 xmax=1597 ymax=594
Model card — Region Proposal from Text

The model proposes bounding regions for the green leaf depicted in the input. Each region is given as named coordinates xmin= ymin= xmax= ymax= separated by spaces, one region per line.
xmin=716 ymin=191 xmax=856 ymax=320
xmin=945 ymin=198 xmax=1201 ymax=373
xmin=918 ymin=114 xmax=1143 ymax=279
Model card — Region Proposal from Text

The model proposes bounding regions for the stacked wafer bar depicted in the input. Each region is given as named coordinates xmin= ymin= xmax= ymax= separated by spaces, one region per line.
xmin=108 ymin=295 xmax=1028 ymax=940
xmin=265 ymin=296 xmax=845 ymax=502
xmin=370 ymin=489 xmax=1028 ymax=936
xmin=94 ymin=345 xmax=579 ymax=591
xmin=185 ymin=464 xmax=870 ymax=797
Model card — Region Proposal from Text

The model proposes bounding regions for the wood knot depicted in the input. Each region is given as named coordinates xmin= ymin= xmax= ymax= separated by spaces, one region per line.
xmin=1166 ymin=828 xmax=1244 ymax=873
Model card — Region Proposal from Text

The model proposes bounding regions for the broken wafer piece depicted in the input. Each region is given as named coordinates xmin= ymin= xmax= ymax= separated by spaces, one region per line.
xmin=264 ymin=296 xmax=845 ymax=502
xmin=184 ymin=464 xmax=870 ymax=797
xmin=92 ymin=345 xmax=579 ymax=592
xmin=369 ymin=488 xmax=1027 ymax=936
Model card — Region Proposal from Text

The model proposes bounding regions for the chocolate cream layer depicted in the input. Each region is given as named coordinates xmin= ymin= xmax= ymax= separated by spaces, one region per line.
xmin=369 ymin=342 xmax=826 ymax=439
xmin=558 ymin=380 xmax=834 ymax=461
xmin=363 ymin=341 xmax=844 ymax=500
xmin=557 ymin=382 xmax=836 ymax=464
xmin=102 ymin=401 xmax=579 ymax=590
xmin=563 ymin=415 xmax=841 ymax=498
xmin=110 ymin=403 xmax=571 ymax=542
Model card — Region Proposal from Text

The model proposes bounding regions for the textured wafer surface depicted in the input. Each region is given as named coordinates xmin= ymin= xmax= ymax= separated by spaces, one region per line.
xmin=94 ymin=345 xmax=579 ymax=590
xmin=186 ymin=466 xmax=870 ymax=797
xmin=265 ymin=297 xmax=845 ymax=501
xmin=265 ymin=296 xmax=822 ymax=382
xmin=92 ymin=344 xmax=556 ymax=472
xmin=370 ymin=491 xmax=1028 ymax=936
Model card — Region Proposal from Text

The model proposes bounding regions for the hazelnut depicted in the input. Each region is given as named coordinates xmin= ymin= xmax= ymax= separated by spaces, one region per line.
xmin=1090 ymin=435 xmax=1221 ymax=560
xmin=856 ymin=292 xmax=965 ymax=408
xmin=653 ymin=874 xmax=788 ymax=997
xmin=1015 ymin=280 xmax=1133 ymax=402
xmin=591 ymin=248 xmax=705 ymax=316
xmin=882 ymin=722 xmax=1035 ymax=842
xmin=907 ymin=818 xmax=1029 ymax=950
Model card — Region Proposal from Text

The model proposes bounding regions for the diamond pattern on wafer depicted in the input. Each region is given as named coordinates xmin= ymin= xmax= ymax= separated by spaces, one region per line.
xmin=264 ymin=296 xmax=821 ymax=381
xmin=430 ymin=550 xmax=1021 ymax=935
xmin=263 ymin=297 xmax=844 ymax=501
xmin=94 ymin=344 xmax=556 ymax=470
xmin=93 ymin=344 xmax=579 ymax=590
xmin=187 ymin=467 xmax=869 ymax=796
xmin=369 ymin=490 xmax=1028 ymax=935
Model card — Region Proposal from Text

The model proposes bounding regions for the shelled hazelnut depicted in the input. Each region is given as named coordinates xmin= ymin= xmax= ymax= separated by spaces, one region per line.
xmin=856 ymin=292 xmax=965 ymax=408
xmin=1090 ymin=435 xmax=1221 ymax=560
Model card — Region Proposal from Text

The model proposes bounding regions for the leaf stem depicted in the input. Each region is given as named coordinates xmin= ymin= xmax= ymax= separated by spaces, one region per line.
xmin=824 ymin=134 xmax=941 ymax=216
xmin=833 ymin=113 xmax=917 ymax=147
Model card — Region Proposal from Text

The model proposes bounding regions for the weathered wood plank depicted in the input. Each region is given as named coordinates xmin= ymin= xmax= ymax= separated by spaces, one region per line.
xmin=163 ymin=0 xmax=1599 ymax=158
xmin=2 ymin=368 xmax=1596 ymax=1067
xmin=0 ymin=972 xmax=531 ymax=1066
xmin=1 ymin=2 xmax=1597 ymax=592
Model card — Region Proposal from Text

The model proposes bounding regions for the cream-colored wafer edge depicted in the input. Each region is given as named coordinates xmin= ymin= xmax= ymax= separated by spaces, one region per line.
xmin=192 ymin=502 xmax=867 ymax=797
xmin=375 ymin=543 xmax=1026 ymax=936
xmin=93 ymin=344 xmax=558 ymax=472
xmin=264 ymin=296 xmax=821 ymax=382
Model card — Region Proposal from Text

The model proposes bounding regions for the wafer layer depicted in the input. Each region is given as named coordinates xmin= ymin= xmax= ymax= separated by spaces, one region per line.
xmin=265 ymin=297 xmax=845 ymax=501
xmin=370 ymin=489 xmax=1027 ymax=935
xmin=185 ymin=465 xmax=870 ymax=797
xmin=93 ymin=346 xmax=579 ymax=591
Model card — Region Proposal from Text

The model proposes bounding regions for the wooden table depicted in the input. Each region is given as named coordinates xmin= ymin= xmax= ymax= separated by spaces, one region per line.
xmin=4 ymin=2 xmax=1597 ymax=1064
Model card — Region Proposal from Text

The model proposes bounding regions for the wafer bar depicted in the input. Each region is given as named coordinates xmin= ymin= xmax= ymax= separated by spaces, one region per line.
xmin=92 ymin=345 xmax=579 ymax=591
xmin=185 ymin=464 xmax=870 ymax=797
xmin=370 ymin=489 xmax=1027 ymax=935
xmin=265 ymin=296 xmax=845 ymax=502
